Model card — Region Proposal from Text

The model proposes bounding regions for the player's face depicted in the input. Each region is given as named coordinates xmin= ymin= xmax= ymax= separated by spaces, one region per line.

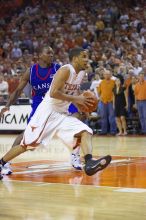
xmin=40 ymin=47 xmax=54 ymax=65
xmin=77 ymin=51 xmax=89 ymax=70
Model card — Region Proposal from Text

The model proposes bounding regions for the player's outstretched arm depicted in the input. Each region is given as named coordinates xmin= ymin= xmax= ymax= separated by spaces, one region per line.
xmin=0 ymin=68 xmax=30 ymax=117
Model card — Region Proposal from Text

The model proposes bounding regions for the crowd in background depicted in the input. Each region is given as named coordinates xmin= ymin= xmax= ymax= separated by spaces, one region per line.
xmin=0 ymin=0 xmax=146 ymax=135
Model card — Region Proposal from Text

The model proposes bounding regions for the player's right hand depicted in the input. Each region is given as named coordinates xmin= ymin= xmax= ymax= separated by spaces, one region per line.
xmin=0 ymin=107 xmax=9 ymax=118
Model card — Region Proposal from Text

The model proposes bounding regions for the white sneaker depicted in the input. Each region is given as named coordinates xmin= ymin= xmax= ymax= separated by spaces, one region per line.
xmin=1 ymin=162 xmax=12 ymax=175
xmin=71 ymin=153 xmax=82 ymax=170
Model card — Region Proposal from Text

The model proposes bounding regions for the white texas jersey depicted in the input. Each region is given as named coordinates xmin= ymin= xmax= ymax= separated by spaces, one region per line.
xmin=42 ymin=64 xmax=85 ymax=113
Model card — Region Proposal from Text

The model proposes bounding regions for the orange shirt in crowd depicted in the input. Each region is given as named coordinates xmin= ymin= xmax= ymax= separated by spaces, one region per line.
xmin=7 ymin=77 xmax=19 ymax=94
xmin=98 ymin=79 xmax=115 ymax=103
xmin=124 ymin=78 xmax=132 ymax=88
xmin=134 ymin=80 xmax=146 ymax=100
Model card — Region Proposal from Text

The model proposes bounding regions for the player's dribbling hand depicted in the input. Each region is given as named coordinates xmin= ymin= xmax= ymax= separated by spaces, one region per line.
xmin=74 ymin=95 xmax=95 ymax=108
xmin=0 ymin=107 xmax=9 ymax=118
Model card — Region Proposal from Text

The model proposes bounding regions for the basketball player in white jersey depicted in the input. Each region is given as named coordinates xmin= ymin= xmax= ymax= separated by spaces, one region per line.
xmin=0 ymin=47 xmax=82 ymax=175
xmin=0 ymin=47 xmax=111 ymax=179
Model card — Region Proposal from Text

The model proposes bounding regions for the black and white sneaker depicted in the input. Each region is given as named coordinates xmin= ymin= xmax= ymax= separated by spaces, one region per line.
xmin=84 ymin=155 xmax=112 ymax=176
xmin=0 ymin=164 xmax=3 ymax=180
xmin=1 ymin=162 xmax=12 ymax=175
xmin=71 ymin=153 xmax=82 ymax=170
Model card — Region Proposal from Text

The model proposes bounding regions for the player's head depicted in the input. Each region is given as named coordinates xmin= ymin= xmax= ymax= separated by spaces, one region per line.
xmin=69 ymin=47 xmax=89 ymax=70
xmin=39 ymin=46 xmax=54 ymax=66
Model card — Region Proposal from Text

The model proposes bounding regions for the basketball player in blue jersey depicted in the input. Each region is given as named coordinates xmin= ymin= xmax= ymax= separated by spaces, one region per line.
xmin=0 ymin=46 xmax=81 ymax=175
xmin=27 ymin=53 xmax=60 ymax=123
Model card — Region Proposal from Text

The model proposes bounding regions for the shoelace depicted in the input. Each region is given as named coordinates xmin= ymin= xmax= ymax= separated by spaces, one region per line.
xmin=72 ymin=154 xmax=80 ymax=162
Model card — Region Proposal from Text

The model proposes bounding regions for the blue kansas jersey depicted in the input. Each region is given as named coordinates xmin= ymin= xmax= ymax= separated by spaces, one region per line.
xmin=28 ymin=63 xmax=60 ymax=122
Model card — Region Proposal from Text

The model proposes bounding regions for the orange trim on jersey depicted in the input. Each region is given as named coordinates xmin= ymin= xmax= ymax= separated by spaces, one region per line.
xmin=21 ymin=113 xmax=52 ymax=148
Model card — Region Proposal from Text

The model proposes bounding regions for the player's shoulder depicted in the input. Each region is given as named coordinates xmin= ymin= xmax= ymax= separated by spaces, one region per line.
xmin=56 ymin=64 xmax=71 ymax=77
xmin=59 ymin=64 xmax=71 ymax=70
xmin=31 ymin=63 xmax=38 ymax=67
xmin=30 ymin=63 xmax=37 ymax=71
xmin=61 ymin=64 xmax=75 ymax=71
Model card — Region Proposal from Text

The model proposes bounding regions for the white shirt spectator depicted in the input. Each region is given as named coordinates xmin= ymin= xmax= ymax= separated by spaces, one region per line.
xmin=140 ymin=27 xmax=146 ymax=34
xmin=11 ymin=46 xmax=22 ymax=59
xmin=119 ymin=14 xmax=129 ymax=23
xmin=133 ymin=66 xmax=143 ymax=76
xmin=0 ymin=76 xmax=8 ymax=95
xmin=90 ymin=76 xmax=102 ymax=99
xmin=139 ymin=35 xmax=146 ymax=47
xmin=111 ymin=75 xmax=117 ymax=81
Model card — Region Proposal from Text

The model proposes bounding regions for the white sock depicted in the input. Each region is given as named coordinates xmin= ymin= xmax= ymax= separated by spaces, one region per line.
xmin=72 ymin=146 xmax=80 ymax=155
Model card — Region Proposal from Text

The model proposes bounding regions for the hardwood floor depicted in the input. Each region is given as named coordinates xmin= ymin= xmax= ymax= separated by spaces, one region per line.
xmin=0 ymin=135 xmax=146 ymax=220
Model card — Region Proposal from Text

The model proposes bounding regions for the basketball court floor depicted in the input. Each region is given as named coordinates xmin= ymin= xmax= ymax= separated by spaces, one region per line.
xmin=0 ymin=134 xmax=146 ymax=220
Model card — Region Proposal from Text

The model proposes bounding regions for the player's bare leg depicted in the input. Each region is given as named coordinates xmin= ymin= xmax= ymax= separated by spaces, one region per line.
xmin=2 ymin=132 xmax=24 ymax=175
xmin=1 ymin=145 xmax=26 ymax=162
xmin=12 ymin=133 xmax=24 ymax=147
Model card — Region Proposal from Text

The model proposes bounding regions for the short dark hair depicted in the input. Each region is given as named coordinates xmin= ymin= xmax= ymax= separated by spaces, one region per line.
xmin=39 ymin=46 xmax=53 ymax=54
xmin=69 ymin=47 xmax=85 ymax=61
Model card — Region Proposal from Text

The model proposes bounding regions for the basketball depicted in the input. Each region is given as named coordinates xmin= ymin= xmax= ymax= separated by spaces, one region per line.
xmin=77 ymin=90 xmax=98 ymax=113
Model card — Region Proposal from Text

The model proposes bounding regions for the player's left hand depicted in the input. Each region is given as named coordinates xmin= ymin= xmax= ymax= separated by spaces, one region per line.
xmin=0 ymin=106 xmax=10 ymax=118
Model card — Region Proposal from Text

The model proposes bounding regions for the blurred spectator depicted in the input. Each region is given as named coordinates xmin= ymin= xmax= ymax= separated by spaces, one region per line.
xmin=11 ymin=44 xmax=22 ymax=59
xmin=0 ymin=75 xmax=8 ymax=95
xmin=7 ymin=74 xmax=19 ymax=94
xmin=134 ymin=72 xmax=146 ymax=134
xmin=113 ymin=78 xmax=128 ymax=135
xmin=90 ymin=69 xmax=102 ymax=99
xmin=128 ymin=75 xmax=138 ymax=117
xmin=0 ymin=75 xmax=9 ymax=103
xmin=95 ymin=17 xmax=105 ymax=38
xmin=125 ymin=69 xmax=134 ymax=87
xmin=133 ymin=61 xmax=143 ymax=76
xmin=98 ymin=69 xmax=116 ymax=135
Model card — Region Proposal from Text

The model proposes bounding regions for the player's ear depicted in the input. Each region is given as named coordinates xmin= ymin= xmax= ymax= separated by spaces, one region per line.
xmin=72 ymin=56 xmax=78 ymax=63
xmin=72 ymin=56 xmax=75 ymax=62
